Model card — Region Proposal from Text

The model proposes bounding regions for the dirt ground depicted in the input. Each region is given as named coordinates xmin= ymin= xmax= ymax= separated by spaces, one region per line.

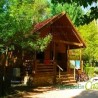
xmin=5 ymin=85 xmax=59 ymax=98
xmin=3 ymin=82 xmax=98 ymax=98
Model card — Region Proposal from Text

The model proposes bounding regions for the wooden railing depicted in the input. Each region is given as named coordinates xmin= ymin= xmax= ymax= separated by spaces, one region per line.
xmin=32 ymin=60 xmax=57 ymax=84
xmin=34 ymin=60 xmax=56 ymax=77
xmin=36 ymin=64 xmax=54 ymax=75
xmin=56 ymin=64 xmax=63 ymax=78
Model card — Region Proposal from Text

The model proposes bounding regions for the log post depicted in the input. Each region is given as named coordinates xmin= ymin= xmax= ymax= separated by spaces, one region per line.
xmin=80 ymin=49 xmax=83 ymax=72
xmin=67 ymin=45 xmax=70 ymax=73
xmin=53 ymin=42 xmax=56 ymax=84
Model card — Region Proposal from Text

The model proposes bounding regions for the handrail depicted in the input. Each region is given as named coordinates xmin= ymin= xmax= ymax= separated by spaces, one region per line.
xmin=56 ymin=64 xmax=63 ymax=78
xmin=57 ymin=64 xmax=63 ymax=71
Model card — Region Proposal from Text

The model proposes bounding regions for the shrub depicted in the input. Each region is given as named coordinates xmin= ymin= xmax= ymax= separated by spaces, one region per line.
xmin=84 ymin=67 xmax=94 ymax=78
xmin=94 ymin=67 xmax=98 ymax=74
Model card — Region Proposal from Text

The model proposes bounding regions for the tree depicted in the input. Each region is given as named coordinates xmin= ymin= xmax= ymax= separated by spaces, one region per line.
xmin=0 ymin=0 xmax=52 ymax=77
xmin=0 ymin=0 xmax=52 ymax=58
xmin=0 ymin=0 xmax=51 ymax=49
xmin=0 ymin=0 xmax=52 ymax=95
xmin=51 ymin=0 xmax=98 ymax=25
xmin=50 ymin=2 xmax=84 ymax=26
xmin=78 ymin=20 xmax=98 ymax=62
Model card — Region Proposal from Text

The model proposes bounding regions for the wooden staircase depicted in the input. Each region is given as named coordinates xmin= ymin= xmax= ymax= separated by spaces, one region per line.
xmin=56 ymin=72 xmax=77 ymax=85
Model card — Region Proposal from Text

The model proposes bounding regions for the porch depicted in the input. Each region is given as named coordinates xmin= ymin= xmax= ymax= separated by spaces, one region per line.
xmin=31 ymin=43 xmax=83 ymax=86
xmin=32 ymin=60 xmax=78 ymax=86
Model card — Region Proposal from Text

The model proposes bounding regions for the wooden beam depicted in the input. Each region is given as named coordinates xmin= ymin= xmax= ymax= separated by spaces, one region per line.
xmin=53 ymin=40 xmax=83 ymax=46
xmin=65 ymin=14 xmax=86 ymax=47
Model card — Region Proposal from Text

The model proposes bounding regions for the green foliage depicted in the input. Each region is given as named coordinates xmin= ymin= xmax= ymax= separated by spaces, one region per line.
xmin=85 ymin=63 xmax=91 ymax=67
xmin=78 ymin=20 xmax=98 ymax=61
xmin=51 ymin=0 xmax=98 ymax=24
xmin=84 ymin=67 xmax=94 ymax=77
xmin=27 ymin=34 xmax=52 ymax=51
xmin=94 ymin=67 xmax=98 ymax=75
xmin=50 ymin=3 xmax=84 ymax=26
xmin=0 ymin=0 xmax=51 ymax=52
xmin=51 ymin=0 xmax=97 ymax=7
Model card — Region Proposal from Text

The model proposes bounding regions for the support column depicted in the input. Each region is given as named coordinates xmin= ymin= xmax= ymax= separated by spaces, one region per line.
xmin=67 ymin=45 xmax=70 ymax=73
xmin=33 ymin=51 xmax=37 ymax=74
xmin=80 ymin=49 xmax=83 ymax=72
xmin=53 ymin=42 xmax=56 ymax=84
xmin=53 ymin=42 xmax=56 ymax=61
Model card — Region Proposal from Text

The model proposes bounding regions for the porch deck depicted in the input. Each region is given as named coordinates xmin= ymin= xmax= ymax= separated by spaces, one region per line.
xmin=32 ymin=61 xmax=78 ymax=86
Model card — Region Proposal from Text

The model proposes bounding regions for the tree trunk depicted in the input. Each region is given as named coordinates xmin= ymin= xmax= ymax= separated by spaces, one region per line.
xmin=0 ymin=66 xmax=5 ymax=96
xmin=0 ymin=51 xmax=12 ymax=96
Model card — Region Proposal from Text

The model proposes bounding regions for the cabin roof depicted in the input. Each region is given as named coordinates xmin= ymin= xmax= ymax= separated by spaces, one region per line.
xmin=33 ymin=12 xmax=86 ymax=49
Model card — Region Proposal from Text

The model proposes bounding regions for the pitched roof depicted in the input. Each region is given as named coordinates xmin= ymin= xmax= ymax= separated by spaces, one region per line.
xmin=33 ymin=12 xmax=86 ymax=49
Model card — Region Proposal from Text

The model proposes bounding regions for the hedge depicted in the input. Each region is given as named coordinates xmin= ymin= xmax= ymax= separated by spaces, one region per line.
xmin=84 ymin=67 xmax=94 ymax=78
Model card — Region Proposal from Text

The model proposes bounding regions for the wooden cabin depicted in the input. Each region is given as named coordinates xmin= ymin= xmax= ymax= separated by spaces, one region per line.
xmin=31 ymin=12 xmax=86 ymax=86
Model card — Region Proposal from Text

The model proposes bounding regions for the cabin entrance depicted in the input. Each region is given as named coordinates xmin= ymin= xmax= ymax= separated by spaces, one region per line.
xmin=56 ymin=52 xmax=67 ymax=72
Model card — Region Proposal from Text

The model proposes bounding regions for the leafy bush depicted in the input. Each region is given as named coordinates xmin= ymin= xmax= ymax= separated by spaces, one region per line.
xmin=94 ymin=67 xmax=98 ymax=74
xmin=84 ymin=67 xmax=94 ymax=78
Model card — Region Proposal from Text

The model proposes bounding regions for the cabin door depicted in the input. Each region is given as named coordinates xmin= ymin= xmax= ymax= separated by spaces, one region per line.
xmin=56 ymin=53 xmax=67 ymax=72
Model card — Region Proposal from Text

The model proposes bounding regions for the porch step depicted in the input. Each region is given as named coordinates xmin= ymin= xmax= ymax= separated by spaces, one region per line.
xmin=56 ymin=73 xmax=77 ymax=85
xmin=62 ymin=80 xmax=76 ymax=84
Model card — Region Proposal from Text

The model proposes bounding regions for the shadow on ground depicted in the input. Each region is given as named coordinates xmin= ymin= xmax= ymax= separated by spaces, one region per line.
xmin=73 ymin=90 xmax=98 ymax=98
xmin=4 ymin=84 xmax=57 ymax=98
